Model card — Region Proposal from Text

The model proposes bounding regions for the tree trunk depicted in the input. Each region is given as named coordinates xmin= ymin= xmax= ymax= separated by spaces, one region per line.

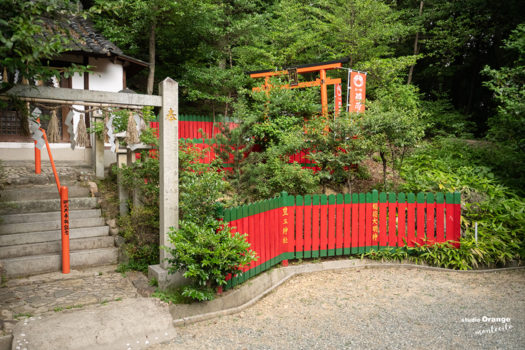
xmin=146 ymin=16 xmax=157 ymax=95
xmin=407 ymin=1 xmax=424 ymax=85
xmin=380 ymin=151 xmax=387 ymax=190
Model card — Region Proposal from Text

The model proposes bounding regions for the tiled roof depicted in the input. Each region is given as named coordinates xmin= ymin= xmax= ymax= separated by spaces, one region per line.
xmin=41 ymin=16 xmax=147 ymax=67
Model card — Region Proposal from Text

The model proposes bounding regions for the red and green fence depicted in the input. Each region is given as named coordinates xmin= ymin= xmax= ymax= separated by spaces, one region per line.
xmin=148 ymin=116 xmax=319 ymax=170
xmin=222 ymin=190 xmax=461 ymax=289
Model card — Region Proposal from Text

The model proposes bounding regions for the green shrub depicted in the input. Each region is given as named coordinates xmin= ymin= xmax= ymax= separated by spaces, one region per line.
xmin=399 ymin=138 xmax=525 ymax=268
xmin=165 ymin=219 xmax=257 ymax=301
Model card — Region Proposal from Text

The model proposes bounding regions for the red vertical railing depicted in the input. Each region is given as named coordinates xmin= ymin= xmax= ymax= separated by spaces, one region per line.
xmin=35 ymin=127 xmax=70 ymax=274
xmin=223 ymin=190 xmax=461 ymax=290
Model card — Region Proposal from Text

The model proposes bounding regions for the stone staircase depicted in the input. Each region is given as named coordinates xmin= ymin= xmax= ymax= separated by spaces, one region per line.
xmin=0 ymin=162 xmax=117 ymax=277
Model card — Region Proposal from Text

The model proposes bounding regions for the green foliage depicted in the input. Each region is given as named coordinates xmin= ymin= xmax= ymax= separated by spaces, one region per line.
xmin=363 ymin=241 xmax=488 ymax=271
xmin=400 ymin=138 xmax=525 ymax=268
xmin=420 ymin=98 xmax=474 ymax=138
xmin=179 ymin=141 xmax=230 ymax=222
xmin=212 ymin=84 xmax=321 ymax=203
xmin=152 ymin=286 xmax=205 ymax=304
xmin=165 ymin=219 xmax=257 ymax=301
xmin=304 ymin=112 xmax=371 ymax=193
xmin=239 ymin=149 xmax=319 ymax=202
xmin=482 ymin=24 xmax=525 ymax=152
xmin=86 ymin=120 xmax=105 ymax=137
xmin=363 ymin=82 xmax=425 ymax=189
xmin=0 ymin=0 xmax=88 ymax=91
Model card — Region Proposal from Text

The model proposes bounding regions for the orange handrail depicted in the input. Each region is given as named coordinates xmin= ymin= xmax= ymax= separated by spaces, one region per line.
xmin=35 ymin=117 xmax=41 ymax=174
xmin=39 ymin=127 xmax=70 ymax=274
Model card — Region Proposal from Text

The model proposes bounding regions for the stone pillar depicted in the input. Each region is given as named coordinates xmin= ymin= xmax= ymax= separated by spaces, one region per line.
xmin=149 ymin=78 xmax=185 ymax=290
xmin=94 ymin=111 xmax=105 ymax=179
xmin=158 ymin=78 xmax=179 ymax=269
xmin=116 ymin=143 xmax=128 ymax=216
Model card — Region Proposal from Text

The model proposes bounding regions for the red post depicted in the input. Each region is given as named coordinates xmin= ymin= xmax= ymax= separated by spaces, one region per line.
xmin=60 ymin=186 xmax=70 ymax=274
xmin=35 ymin=118 xmax=41 ymax=174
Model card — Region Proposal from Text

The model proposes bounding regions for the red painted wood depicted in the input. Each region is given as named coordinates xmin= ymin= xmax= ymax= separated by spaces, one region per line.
xmin=304 ymin=200 xmax=312 ymax=256
xmin=343 ymin=201 xmax=351 ymax=252
xmin=407 ymin=202 xmax=416 ymax=247
xmin=436 ymin=202 xmax=445 ymax=243
xmin=320 ymin=201 xmax=328 ymax=255
xmin=416 ymin=202 xmax=426 ymax=246
xmin=335 ymin=201 xmax=344 ymax=254
xmin=454 ymin=203 xmax=461 ymax=247
xmin=328 ymin=201 xmax=336 ymax=254
xmin=259 ymin=209 xmax=265 ymax=269
xmin=264 ymin=207 xmax=270 ymax=267
xmin=296 ymin=201 xmax=304 ymax=256
xmin=371 ymin=203 xmax=379 ymax=247
xmin=379 ymin=202 xmax=387 ymax=247
xmin=277 ymin=205 xmax=283 ymax=261
xmin=249 ymin=208 xmax=255 ymax=271
xmin=445 ymin=202 xmax=454 ymax=243
xmin=352 ymin=201 xmax=359 ymax=250
xmin=288 ymin=203 xmax=295 ymax=260
xmin=358 ymin=203 xmax=365 ymax=250
xmin=426 ymin=202 xmax=435 ymax=245
xmin=365 ymin=202 xmax=372 ymax=249
xmin=312 ymin=200 xmax=320 ymax=256
xmin=398 ymin=202 xmax=406 ymax=247
xmin=242 ymin=213 xmax=249 ymax=273
xmin=388 ymin=202 xmax=397 ymax=247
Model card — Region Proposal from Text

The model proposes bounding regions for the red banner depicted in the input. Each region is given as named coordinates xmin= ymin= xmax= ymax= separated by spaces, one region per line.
xmin=349 ymin=71 xmax=366 ymax=113
xmin=334 ymin=83 xmax=342 ymax=115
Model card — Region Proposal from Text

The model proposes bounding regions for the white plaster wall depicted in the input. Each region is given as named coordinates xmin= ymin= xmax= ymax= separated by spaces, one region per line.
xmin=88 ymin=57 xmax=123 ymax=92
xmin=0 ymin=57 xmax=124 ymax=167
xmin=69 ymin=59 xmax=123 ymax=141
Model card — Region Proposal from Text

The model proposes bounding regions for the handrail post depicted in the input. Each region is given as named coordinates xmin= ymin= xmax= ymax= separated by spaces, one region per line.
xmin=60 ymin=186 xmax=70 ymax=274
xmin=41 ymin=130 xmax=61 ymax=191
xmin=35 ymin=117 xmax=41 ymax=174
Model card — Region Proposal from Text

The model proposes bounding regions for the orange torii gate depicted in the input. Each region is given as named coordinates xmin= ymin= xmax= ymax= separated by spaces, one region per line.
xmin=247 ymin=59 xmax=348 ymax=116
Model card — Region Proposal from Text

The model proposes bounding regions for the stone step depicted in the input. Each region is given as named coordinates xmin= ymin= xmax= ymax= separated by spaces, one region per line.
xmin=0 ymin=226 xmax=109 ymax=246
xmin=0 ymin=209 xmax=102 ymax=224
xmin=1 ymin=247 xmax=118 ymax=277
xmin=0 ymin=184 xmax=90 ymax=202
xmin=0 ymin=217 xmax=105 ymax=234
xmin=0 ymin=197 xmax=98 ymax=215
xmin=0 ymin=236 xmax=115 ymax=259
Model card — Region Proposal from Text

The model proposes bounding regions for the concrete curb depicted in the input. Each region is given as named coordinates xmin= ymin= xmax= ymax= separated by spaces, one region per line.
xmin=170 ymin=259 xmax=525 ymax=327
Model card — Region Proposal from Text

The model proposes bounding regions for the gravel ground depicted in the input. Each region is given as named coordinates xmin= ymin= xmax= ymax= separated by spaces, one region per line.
xmin=149 ymin=267 xmax=524 ymax=350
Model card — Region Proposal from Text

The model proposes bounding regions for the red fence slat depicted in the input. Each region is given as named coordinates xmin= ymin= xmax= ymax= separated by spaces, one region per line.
xmin=295 ymin=196 xmax=304 ymax=259
xmin=343 ymin=194 xmax=351 ymax=255
xmin=312 ymin=195 xmax=320 ymax=258
xmin=335 ymin=194 xmax=344 ymax=256
xmin=407 ymin=194 xmax=416 ymax=247
xmin=328 ymin=195 xmax=336 ymax=256
xmin=304 ymin=195 xmax=312 ymax=258
xmin=379 ymin=193 xmax=388 ymax=248
xmin=388 ymin=193 xmax=397 ymax=247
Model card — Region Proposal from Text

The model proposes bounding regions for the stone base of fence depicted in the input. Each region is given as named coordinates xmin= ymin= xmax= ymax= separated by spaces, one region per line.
xmin=148 ymin=264 xmax=188 ymax=290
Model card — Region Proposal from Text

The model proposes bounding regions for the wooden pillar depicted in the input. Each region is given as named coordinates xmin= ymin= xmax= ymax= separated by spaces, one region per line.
xmin=159 ymin=78 xmax=179 ymax=269
xmin=320 ymin=69 xmax=328 ymax=116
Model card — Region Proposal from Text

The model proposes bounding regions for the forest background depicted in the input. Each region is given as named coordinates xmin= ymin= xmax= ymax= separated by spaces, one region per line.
xmin=1 ymin=0 xmax=523 ymax=297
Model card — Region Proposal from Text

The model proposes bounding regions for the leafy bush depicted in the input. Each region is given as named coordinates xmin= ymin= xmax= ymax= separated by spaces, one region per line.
xmin=362 ymin=82 xmax=425 ymax=189
xmin=420 ymin=98 xmax=474 ymax=138
xmin=165 ymin=219 xmax=257 ymax=301
xmin=364 ymin=241 xmax=488 ymax=270
xmin=304 ymin=112 xmax=370 ymax=193
xmin=238 ymin=147 xmax=319 ymax=202
xmin=399 ymin=138 xmax=525 ymax=268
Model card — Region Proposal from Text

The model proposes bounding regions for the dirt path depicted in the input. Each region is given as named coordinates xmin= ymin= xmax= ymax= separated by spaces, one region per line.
xmin=149 ymin=267 xmax=525 ymax=350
